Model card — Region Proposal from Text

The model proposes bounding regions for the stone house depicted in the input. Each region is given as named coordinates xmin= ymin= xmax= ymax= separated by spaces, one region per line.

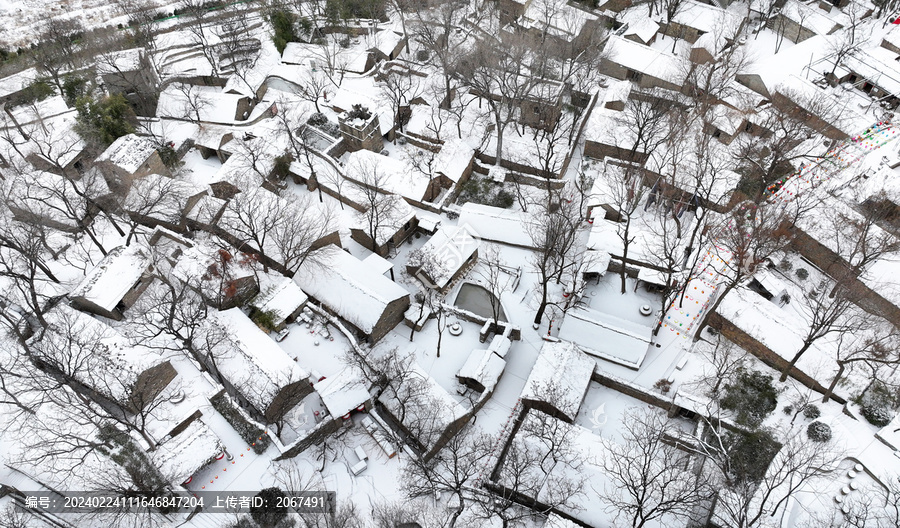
xmin=207 ymin=308 xmax=312 ymax=424
xmin=69 ymin=244 xmax=154 ymax=321
xmin=350 ymin=194 xmax=418 ymax=257
xmin=293 ymin=245 xmax=410 ymax=343
xmin=95 ymin=134 xmax=169 ymax=194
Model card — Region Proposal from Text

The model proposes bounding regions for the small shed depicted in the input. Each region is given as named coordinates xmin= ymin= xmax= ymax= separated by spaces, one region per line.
xmin=95 ymin=134 xmax=168 ymax=193
xmin=152 ymin=418 xmax=222 ymax=486
xmin=251 ymin=277 xmax=309 ymax=331
xmin=407 ymin=225 xmax=479 ymax=292
xmin=314 ymin=367 xmax=372 ymax=419
xmin=457 ymin=349 xmax=507 ymax=393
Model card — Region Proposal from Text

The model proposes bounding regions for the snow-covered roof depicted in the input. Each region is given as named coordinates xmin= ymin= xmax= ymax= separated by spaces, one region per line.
xmin=843 ymin=45 xmax=900 ymax=96
xmin=293 ymin=245 xmax=409 ymax=334
xmin=69 ymin=244 xmax=151 ymax=311
xmin=96 ymin=134 xmax=158 ymax=173
xmin=368 ymin=30 xmax=404 ymax=55
xmin=623 ymin=18 xmax=660 ymax=44
xmin=208 ymin=308 xmax=309 ymax=412
xmin=96 ymin=48 xmax=144 ymax=74
xmin=715 ymin=286 xmax=809 ymax=363
xmin=457 ymin=203 xmax=533 ymax=247
xmin=157 ymin=84 xmax=245 ymax=123
xmin=281 ymin=42 xmax=322 ymax=65
xmin=124 ymin=173 xmax=207 ymax=223
xmin=603 ymin=36 xmax=682 ymax=84
xmin=520 ymin=0 xmax=598 ymax=40
xmin=411 ymin=224 xmax=480 ymax=289
xmin=433 ymin=139 xmax=475 ymax=182
xmin=344 ymin=149 xmax=431 ymax=202
xmin=457 ymin=348 xmax=506 ymax=391
xmin=487 ymin=334 xmax=512 ymax=358
xmin=362 ymin=252 xmax=394 ymax=276
xmin=151 ymin=418 xmax=221 ymax=484
xmin=379 ymin=361 xmax=467 ymax=447
xmin=558 ymin=308 xmax=652 ymax=368
xmin=775 ymin=74 xmax=867 ymax=137
xmin=353 ymin=194 xmax=415 ymax=246
xmin=521 ymin=341 xmax=594 ymax=421
xmin=671 ymin=0 xmax=739 ymax=35
xmin=39 ymin=305 xmax=163 ymax=402
xmin=736 ymin=35 xmax=829 ymax=95
xmin=0 ymin=67 xmax=38 ymax=98
xmin=314 ymin=367 xmax=371 ymax=417
xmin=185 ymin=194 xmax=227 ymax=225
xmin=603 ymin=80 xmax=632 ymax=106
xmin=778 ymin=0 xmax=842 ymax=36
xmin=252 ymin=277 xmax=308 ymax=323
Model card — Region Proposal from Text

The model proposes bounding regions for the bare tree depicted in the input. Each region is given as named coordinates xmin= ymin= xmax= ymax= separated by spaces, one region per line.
xmin=689 ymin=337 xmax=747 ymax=398
xmin=401 ymin=424 xmax=494 ymax=527
xmin=474 ymin=243 xmax=508 ymax=330
xmin=527 ymin=196 xmax=581 ymax=326
xmin=600 ymin=408 xmax=710 ymax=528
xmin=221 ymin=187 xmax=337 ymax=275
xmin=479 ymin=409 xmax=586 ymax=525
xmin=31 ymin=18 xmax=85 ymax=92
xmin=172 ymin=82 xmax=211 ymax=125
xmin=457 ymin=33 xmax=539 ymax=166
xmin=780 ymin=281 xmax=858 ymax=382
xmin=347 ymin=156 xmax=404 ymax=252
xmin=216 ymin=7 xmax=263 ymax=101
xmin=605 ymin=163 xmax=650 ymax=294
xmin=379 ymin=68 xmax=424 ymax=137
xmin=821 ymin=324 xmax=900 ymax=403
xmin=181 ymin=0 xmax=221 ymax=77
xmin=693 ymin=202 xmax=793 ymax=337
xmin=702 ymin=427 xmax=839 ymax=528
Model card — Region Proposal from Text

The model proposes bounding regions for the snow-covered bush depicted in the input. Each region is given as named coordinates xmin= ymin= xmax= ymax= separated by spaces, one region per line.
xmin=858 ymin=382 xmax=897 ymax=427
xmin=778 ymin=259 xmax=793 ymax=272
xmin=803 ymin=405 xmax=821 ymax=420
xmin=795 ymin=268 xmax=809 ymax=280
xmin=653 ymin=379 xmax=672 ymax=394
xmin=807 ymin=421 xmax=832 ymax=442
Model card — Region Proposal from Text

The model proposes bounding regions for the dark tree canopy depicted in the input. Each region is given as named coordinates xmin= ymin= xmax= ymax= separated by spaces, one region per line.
xmin=251 ymin=487 xmax=288 ymax=528
xmin=75 ymin=93 xmax=137 ymax=147
xmin=720 ymin=369 xmax=779 ymax=428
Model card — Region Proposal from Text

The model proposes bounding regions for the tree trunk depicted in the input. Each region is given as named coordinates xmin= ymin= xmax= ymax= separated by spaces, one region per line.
xmin=534 ymin=282 xmax=549 ymax=326
xmin=822 ymin=362 xmax=845 ymax=403
xmin=781 ymin=341 xmax=813 ymax=382
xmin=620 ymin=217 xmax=631 ymax=294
